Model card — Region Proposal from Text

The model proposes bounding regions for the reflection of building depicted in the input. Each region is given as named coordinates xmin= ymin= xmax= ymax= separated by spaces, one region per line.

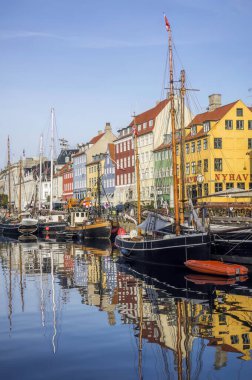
xmin=191 ymin=290 xmax=252 ymax=361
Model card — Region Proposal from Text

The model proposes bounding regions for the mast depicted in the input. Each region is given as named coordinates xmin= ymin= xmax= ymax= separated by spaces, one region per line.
xmin=97 ymin=161 xmax=101 ymax=217
xmin=133 ymin=117 xmax=141 ymax=225
xmin=179 ymin=70 xmax=186 ymax=225
xmin=166 ymin=16 xmax=180 ymax=235
xmin=39 ymin=134 xmax=43 ymax=211
xmin=50 ymin=108 xmax=54 ymax=212
xmin=18 ymin=158 xmax=22 ymax=217
xmin=7 ymin=136 xmax=11 ymax=215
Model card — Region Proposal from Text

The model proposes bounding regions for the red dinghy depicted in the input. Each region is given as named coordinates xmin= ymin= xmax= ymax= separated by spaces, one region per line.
xmin=184 ymin=260 xmax=248 ymax=277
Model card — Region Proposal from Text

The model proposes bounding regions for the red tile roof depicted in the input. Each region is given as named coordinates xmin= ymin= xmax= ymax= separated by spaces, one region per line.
xmin=130 ymin=99 xmax=169 ymax=136
xmin=153 ymin=143 xmax=171 ymax=152
xmin=89 ymin=132 xmax=105 ymax=144
xmin=188 ymin=101 xmax=238 ymax=127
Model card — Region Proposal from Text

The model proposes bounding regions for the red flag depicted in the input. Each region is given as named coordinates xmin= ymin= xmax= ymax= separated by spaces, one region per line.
xmin=164 ymin=14 xmax=171 ymax=32
xmin=132 ymin=124 xmax=137 ymax=136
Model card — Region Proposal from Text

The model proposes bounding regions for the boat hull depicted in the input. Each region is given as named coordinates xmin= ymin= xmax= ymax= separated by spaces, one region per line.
xmin=37 ymin=222 xmax=67 ymax=236
xmin=66 ymin=221 xmax=111 ymax=239
xmin=115 ymin=233 xmax=210 ymax=266
xmin=185 ymin=260 xmax=248 ymax=276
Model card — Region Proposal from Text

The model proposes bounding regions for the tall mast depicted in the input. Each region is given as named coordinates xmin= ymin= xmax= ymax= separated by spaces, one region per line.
xmin=133 ymin=117 xmax=141 ymax=225
xmin=39 ymin=134 xmax=43 ymax=211
xmin=50 ymin=108 xmax=54 ymax=212
xmin=167 ymin=17 xmax=180 ymax=235
xmin=7 ymin=136 xmax=11 ymax=215
xmin=179 ymin=70 xmax=186 ymax=225
xmin=97 ymin=161 xmax=101 ymax=217
xmin=18 ymin=158 xmax=22 ymax=217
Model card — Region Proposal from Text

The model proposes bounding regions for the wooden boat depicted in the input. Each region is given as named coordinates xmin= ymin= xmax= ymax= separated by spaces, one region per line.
xmin=115 ymin=18 xmax=210 ymax=266
xmin=184 ymin=260 xmax=248 ymax=276
xmin=65 ymin=210 xmax=111 ymax=239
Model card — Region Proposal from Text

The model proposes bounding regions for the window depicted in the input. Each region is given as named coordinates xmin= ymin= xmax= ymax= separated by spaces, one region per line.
xmin=124 ymin=157 xmax=127 ymax=168
xmin=186 ymin=163 xmax=190 ymax=175
xmin=231 ymin=335 xmax=239 ymax=345
xmin=127 ymin=156 xmax=131 ymax=167
xmin=203 ymin=121 xmax=210 ymax=132
xmin=127 ymin=140 xmax=130 ymax=150
xmin=236 ymin=108 xmax=243 ymax=116
xmin=203 ymin=138 xmax=208 ymax=150
xmin=197 ymin=160 xmax=202 ymax=173
xmin=248 ymin=120 xmax=252 ymax=130
xmin=226 ymin=182 xmax=234 ymax=190
xmin=191 ymin=142 xmax=195 ymax=153
xmin=137 ymin=124 xmax=141 ymax=132
xmin=214 ymin=138 xmax=222 ymax=149
xmin=116 ymin=144 xmax=119 ymax=154
xmin=249 ymin=182 xmax=252 ymax=190
xmin=215 ymin=183 xmax=223 ymax=192
xmin=242 ymin=334 xmax=250 ymax=344
xmin=236 ymin=120 xmax=244 ymax=129
xmin=191 ymin=161 xmax=196 ymax=174
xmin=204 ymin=183 xmax=209 ymax=196
xmin=248 ymin=138 xmax=252 ymax=149
xmin=237 ymin=182 xmax=245 ymax=189
xmin=204 ymin=159 xmax=208 ymax=172
xmin=186 ymin=143 xmax=189 ymax=154
xmin=225 ymin=120 xmax=233 ymax=130
xmin=191 ymin=125 xmax=197 ymax=136
xmin=143 ymin=122 xmax=147 ymax=129
xmin=176 ymin=145 xmax=179 ymax=156
xmin=149 ymin=120 xmax=153 ymax=127
xmin=214 ymin=158 xmax=222 ymax=171
xmin=197 ymin=140 xmax=201 ymax=152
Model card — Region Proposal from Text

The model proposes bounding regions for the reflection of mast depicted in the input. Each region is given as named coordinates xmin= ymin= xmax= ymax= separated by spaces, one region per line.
xmin=39 ymin=251 xmax=45 ymax=327
xmin=176 ymin=300 xmax=183 ymax=380
xmin=51 ymin=251 xmax=57 ymax=353
xmin=19 ymin=245 xmax=24 ymax=312
xmin=138 ymin=282 xmax=143 ymax=380
xmin=8 ymin=244 xmax=13 ymax=332
xmin=183 ymin=300 xmax=191 ymax=380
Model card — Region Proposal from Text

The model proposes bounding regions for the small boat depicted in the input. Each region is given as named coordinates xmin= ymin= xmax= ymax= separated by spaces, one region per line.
xmin=185 ymin=273 xmax=248 ymax=285
xmin=184 ymin=260 xmax=248 ymax=277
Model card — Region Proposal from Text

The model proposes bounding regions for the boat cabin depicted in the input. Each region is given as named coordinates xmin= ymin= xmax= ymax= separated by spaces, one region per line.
xmin=70 ymin=211 xmax=88 ymax=227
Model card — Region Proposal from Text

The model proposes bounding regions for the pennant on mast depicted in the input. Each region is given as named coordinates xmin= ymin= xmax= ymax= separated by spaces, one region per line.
xmin=164 ymin=14 xmax=171 ymax=32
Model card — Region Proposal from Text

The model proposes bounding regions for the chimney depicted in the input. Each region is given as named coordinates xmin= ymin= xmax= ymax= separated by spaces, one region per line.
xmin=98 ymin=130 xmax=103 ymax=135
xmin=208 ymin=94 xmax=222 ymax=111
xmin=104 ymin=122 xmax=112 ymax=132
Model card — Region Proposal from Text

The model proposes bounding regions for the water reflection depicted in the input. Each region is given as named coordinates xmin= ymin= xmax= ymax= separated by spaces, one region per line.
xmin=0 ymin=238 xmax=252 ymax=379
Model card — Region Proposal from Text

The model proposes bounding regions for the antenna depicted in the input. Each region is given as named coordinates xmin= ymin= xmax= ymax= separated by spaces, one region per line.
xmin=59 ymin=138 xmax=69 ymax=150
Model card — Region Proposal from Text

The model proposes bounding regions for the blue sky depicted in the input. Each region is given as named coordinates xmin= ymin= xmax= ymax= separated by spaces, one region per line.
xmin=0 ymin=0 xmax=251 ymax=168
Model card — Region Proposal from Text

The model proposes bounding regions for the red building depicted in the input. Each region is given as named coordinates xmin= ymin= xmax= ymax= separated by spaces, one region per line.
xmin=62 ymin=163 xmax=73 ymax=201
xmin=114 ymin=125 xmax=135 ymax=204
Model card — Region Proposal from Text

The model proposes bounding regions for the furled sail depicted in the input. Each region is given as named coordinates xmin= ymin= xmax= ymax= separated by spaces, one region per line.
xmin=137 ymin=212 xmax=172 ymax=232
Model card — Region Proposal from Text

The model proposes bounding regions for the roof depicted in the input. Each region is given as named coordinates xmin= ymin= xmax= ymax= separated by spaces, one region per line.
xmin=89 ymin=132 xmax=105 ymax=144
xmin=153 ymin=143 xmax=171 ymax=152
xmin=108 ymin=143 xmax=115 ymax=163
xmin=56 ymin=149 xmax=78 ymax=165
xmin=131 ymin=99 xmax=169 ymax=125
xmin=188 ymin=101 xmax=238 ymax=128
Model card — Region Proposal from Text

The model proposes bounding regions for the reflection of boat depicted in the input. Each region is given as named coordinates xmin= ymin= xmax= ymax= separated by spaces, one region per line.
xmin=115 ymin=17 xmax=210 ymax=266
xmin=185 ymin=274 xmax=248 ymax=286
xmin=185 ymin=260 xmax=248 ymax=277
xmin=73 ymin=239 xmax=112 ymax=256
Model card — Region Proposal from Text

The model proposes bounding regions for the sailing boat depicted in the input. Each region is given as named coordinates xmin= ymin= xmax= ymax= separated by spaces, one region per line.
xmin=37 ymin=109 xmax=67 ymax=236
xmin=0 ymin=138 xmax=38 ymax=236
xmin=115 ymin=16 xmax=210 ymax=265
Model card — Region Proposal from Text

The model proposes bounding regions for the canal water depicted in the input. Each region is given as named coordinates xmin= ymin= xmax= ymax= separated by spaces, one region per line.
xmin=0 ymin=238 xmax=252 ymax=380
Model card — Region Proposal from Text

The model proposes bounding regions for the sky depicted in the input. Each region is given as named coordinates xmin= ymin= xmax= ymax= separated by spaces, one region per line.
xmin=0 ymin=0 xmax=251 ymax=169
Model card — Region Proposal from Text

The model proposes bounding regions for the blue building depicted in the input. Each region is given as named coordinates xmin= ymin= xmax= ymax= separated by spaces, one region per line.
xmin=72 ymin=149 xmax=87 ymax=200
xmin=102 ymin=144 xmax=116 ymax=206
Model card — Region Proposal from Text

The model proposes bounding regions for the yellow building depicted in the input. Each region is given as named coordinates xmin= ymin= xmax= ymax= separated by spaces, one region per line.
xmin=86 ymin=153 xmax=105 ymax=202
xmin=177 ymin=95 xmax=252 ymax=208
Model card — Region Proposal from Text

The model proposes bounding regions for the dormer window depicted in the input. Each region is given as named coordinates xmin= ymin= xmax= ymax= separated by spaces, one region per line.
xmin=149 ymin=120 xmax=154 ymax=127
xmin=191 ymin=125 xmax=197 ymax=136
xmin=137 ymin=124 xmax=141 ymax=132
xmin=203 ymin=122 xmax=210 ymax=133
xmin=143 ymin=122 xmax=147 ymax=129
